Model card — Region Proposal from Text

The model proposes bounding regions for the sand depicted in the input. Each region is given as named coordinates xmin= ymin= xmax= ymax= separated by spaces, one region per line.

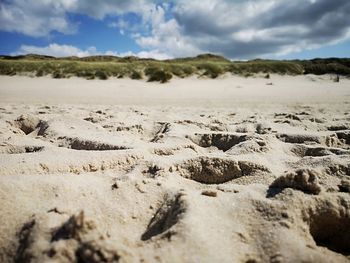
xmin=0 ymin=74 xmax=349 ymax=263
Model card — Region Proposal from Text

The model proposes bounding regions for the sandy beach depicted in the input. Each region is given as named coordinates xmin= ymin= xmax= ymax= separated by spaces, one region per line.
xmin=0 ymin=75 xmax=350 ymax=263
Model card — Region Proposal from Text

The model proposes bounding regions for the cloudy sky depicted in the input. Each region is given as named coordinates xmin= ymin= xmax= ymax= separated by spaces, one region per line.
xmin=0 ymin=0 xmax=349 ymax=60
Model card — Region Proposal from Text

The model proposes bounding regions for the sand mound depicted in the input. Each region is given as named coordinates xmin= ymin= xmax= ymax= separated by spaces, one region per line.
xmin=75 ymin=241 xmax=120 ymax=263
xmin=305 ymin=197 xmax=350 ymax=256
xmin=226 ymin=139 xmax=269 ymax=155
xmin=189 ymin=132 xmax=249 ymax=151
xmin=177 ymin=156 xmax=270 ymax=184
xmin=269 ymin=169 xmax=322 ymax=195
xmin=14 ymin=114 xmax=41 ymax=135
xmin=277 ymin=133 xmax=323 ymax=144
xmin=35 ymin=118 xmax=132 ymax=151
xmin=69 ymin=138 xmax=129 ymax=151
xmin=15 ymin=211 xmax=121 ymax=263
xmin=290 ymin=144 xmax=350 ymax=157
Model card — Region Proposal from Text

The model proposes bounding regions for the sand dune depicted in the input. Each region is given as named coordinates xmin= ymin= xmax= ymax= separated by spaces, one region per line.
xmin=0 ymin=75 xmax=350 ymax=262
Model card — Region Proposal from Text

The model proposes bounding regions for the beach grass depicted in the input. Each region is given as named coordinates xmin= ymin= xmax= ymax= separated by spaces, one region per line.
xmin=0 ymin=54 xmax=349 ymax=82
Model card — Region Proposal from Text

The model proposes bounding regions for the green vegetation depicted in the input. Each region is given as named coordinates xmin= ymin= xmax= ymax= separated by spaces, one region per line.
xmin=144 ymin=66 xmax=172 ymax=83
xmin=0 ymin=54 xmax=349 ymax=83
xmin=196 ymin=63 xmax=224 ymax=78
xmin=130 ymin=70 xmax=143 ymax=80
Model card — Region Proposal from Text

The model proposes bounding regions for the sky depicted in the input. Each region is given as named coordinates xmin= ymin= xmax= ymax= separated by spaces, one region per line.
xmin=0 ymin=0 xmax=349 ymax=60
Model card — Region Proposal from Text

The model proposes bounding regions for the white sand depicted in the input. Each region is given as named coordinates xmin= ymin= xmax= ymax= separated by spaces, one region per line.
xmin=1 ymin=74 xmax=349 ymax=105
xmin=0 ymin=75 xmax=350 ymax=263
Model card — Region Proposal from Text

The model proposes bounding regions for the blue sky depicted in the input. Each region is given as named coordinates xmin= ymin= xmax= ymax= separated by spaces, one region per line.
xmin=0 ymin=15 xmax=138 ymax=54
xmin=0 ymin=0 xmax=349 ymax=60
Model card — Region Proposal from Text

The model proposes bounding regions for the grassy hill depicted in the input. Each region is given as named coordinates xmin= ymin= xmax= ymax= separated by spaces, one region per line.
xmin=0 ymin=54 xmax=349 ymax=83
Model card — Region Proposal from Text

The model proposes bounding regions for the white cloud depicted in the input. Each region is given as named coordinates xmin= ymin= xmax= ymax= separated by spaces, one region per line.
xmin=0 ymin=0 xmax=152 ymax=37
xmin=167 ymin=0 xmax=350 ymax=58
xmin=131 ymin=0 xmax=350 ymax=59
xmin=72 ymin=0 xmax=150 ymax=19
xmin=12 ymin=43 xmax=96 ymax=57
xmin=133 ymin=5 xmax=202 ymax=57
xmin=2 ymin=0 xmax=350 ymax=59
xmin=108 ymin=22 xmax=118 ymax=28
xmin=134 ymin=50 xmax=171 ymax=60
xmin=0 ymin=0 xmax=76 ymax=36
xmin=12 ymin=43 xmax=171 ymax=60
xmin=105 ymin=49 xmax=171 ymax=60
